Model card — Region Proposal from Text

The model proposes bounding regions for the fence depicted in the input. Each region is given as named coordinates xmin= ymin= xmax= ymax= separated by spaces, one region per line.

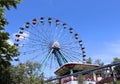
xmin=46 ymin=62 xmax=120 ymax=84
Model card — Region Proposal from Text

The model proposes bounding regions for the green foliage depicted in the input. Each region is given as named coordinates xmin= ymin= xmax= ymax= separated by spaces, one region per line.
xmin=0 ymin=7 xmax=8 ymax=30
xmin=0 ymin=0 xmax=22 ymax=83
xmin=112 ymin=57 xmax=120 ymax=63
xmin=112 ymin=57 xmax=120 ymax=79
xmin=108 ymin=80 xmax=120 ymax=84
xmin=78 ymin=74 xmax=84 ymax=84
xmin=9 ymin=61 xmax=45 ymax=84
xmin=0 ymin=28 xmax=18 ymax=84
xmin=0 ymin=0 xmax=22 ymax=9
xmin=0 ymin=0 xmax=22 ymax=30
xmin=47 ymin=82 xmax=55 ymax=84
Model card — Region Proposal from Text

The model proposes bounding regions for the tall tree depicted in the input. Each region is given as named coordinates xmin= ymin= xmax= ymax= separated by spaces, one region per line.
xmin=10 ymin=61 xmax=45 ymax=84
xmin=112 ymin=57 xmax=120 ymax=80
xmin=0 ymin=0 xmax=22 ymax=83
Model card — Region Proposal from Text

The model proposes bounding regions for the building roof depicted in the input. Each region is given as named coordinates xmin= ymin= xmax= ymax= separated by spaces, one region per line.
xmin=55 ymin=62 xmax=100 ymax=76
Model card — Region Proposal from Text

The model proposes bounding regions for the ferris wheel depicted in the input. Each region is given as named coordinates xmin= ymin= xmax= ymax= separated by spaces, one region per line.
xmin=14 ymin=17 xmax=86 ymax=77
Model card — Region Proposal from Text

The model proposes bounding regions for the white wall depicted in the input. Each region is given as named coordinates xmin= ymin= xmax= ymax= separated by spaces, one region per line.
xmin=83 ymin=81 xmax=96 ymax=84
xmin=64 ymin=81 xmax=78 ymax=84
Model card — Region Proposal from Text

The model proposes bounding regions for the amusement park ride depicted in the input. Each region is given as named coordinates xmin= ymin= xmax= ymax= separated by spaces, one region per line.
xmin=14 ymin=17 xmax=112 ymax=84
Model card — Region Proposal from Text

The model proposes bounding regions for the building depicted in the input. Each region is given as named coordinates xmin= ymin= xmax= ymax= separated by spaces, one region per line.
xmin=55 ymin=62 xmax=103 ymax=84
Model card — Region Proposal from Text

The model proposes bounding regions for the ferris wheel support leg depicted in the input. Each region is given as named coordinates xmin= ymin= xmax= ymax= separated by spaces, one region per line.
xmin=40 ymin=49 xmax=54 ymax=71
xmin=58 ymin=50 xmax=68 ymax=64
xmin=54 ymin=51 xmax=63 ymax=66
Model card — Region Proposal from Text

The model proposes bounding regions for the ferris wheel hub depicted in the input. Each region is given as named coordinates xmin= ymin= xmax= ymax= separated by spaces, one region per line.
xmin=52 ymin=41 xmax=60 ymax=49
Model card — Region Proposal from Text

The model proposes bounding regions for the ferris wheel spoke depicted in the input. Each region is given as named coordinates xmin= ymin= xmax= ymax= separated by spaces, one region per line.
xmin=42 ymin=26 xmax=54 ymax=40
xmin=20 ymin=46 xmax=46 ymax=54
xmin=58 ymin=50 xmax=74 ymax=62
xmin=62 ymin=50 xmax=81 ymax=62
xmin=61 ymin=47 xmax=82 ymax=56
xmin=18 ymin=43 xmax=48 ymax=48
xmin=57 ymin=28 xmax=64 ymax=40
xmin=20 ymin=34 xmax=50 ymax=46
xmin=48 ymin=26 xmax=56 ymax=41
xmin=16 ymin=33 xmax=41 ymax=43
xmin=24 ymin=27 xmax=51 ymax=44
xmin=54 ymin=25 xmax=63 ymax=40
xmin=57 ymin=29 xmax=69 ymax=41
xmin=46 ymin=54 xmax=58 ymax=76
xmin=49 ymin=54 xmax=54 ymax=69
xmin=57 ymin=31 xmax=70 ymax=41
xmin=36 ymin=20 xmax=56 ymax=42
xmin=28 ymin=54 xmax=41 ymax=61
xmin=19 ymin=48 xmax=41 ymax=55
xmin=59 ymin=35 xmax=75 ymax=45
xmin=61 ymin=47 xmax=81 ymax=54
xmin=24 ymin=28 xmax=41 ymax=38
xmin=36 ymin=29 xmax=50 ymax=42
xmin=61 ymin=46 xmax=81 ymax=52
xmin=29 ymin=33 xmax=50 ymax=44
xmin=61 ymin=42 xmax=81 ymax=49
xmin=61 ymin=48 xmax=81 ymax=59
xmin=60 ymin=32 xmax=71 ymax=41
xmin=40 ymin=49 xmax=54 ymax=71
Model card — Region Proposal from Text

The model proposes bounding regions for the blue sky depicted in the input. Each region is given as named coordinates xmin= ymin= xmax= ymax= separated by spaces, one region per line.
xmin=5 ymin=0 xmax=120 ymax=64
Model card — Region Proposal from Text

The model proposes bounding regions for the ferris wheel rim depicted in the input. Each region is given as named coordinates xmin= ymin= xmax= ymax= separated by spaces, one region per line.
xmin=13 ymin=16 xmax=86 ymax=77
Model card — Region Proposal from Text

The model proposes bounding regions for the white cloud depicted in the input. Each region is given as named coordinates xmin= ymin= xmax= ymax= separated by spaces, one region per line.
xmin=22 ymin=31 xmax=29 ymax=39
xmin=7 ymin=39 xmax=14 ymax=45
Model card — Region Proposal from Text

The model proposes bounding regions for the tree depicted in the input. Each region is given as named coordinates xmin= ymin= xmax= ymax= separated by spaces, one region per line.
xmin=10 ymin=61 xmax=45 ymax=84
xmin=112 ymin=57 xmax=120 ymax=63
xmin=0 ymin=0 xmax=22 ymax=83
xmin=86 ymin=57 xmax=92 ymax=64
xmin=94 ymin=59 xmax=104 ymax=77
xmin=94 ymin=59 xmax=104 ymax=66
xmin=112 ymin=57 xmax=120 ymax=80
xmin=0 ymin=0 xmax=21 ymax=9
xmin=0 ymin=0 xmax=22 ymax=29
